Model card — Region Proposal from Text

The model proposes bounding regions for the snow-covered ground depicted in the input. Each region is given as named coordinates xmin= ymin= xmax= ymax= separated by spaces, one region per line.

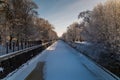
xmin=5 ymin=40 xmax=119 ymax=80
xmin=68 ymin=41 xmax=108 ymax=62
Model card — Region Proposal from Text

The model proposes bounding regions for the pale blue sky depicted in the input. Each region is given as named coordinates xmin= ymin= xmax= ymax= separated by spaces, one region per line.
xmin=34 ymin=0 xmax=106 ymax=37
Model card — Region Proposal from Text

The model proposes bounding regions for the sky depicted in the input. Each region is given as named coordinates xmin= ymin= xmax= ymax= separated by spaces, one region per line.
xmin=34 ymin=0 xmax=106 ymax=37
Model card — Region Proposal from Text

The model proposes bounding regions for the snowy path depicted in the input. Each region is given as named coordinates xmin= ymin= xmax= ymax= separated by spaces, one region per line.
xmin=44 ymin=40 xmax=118 ymax=80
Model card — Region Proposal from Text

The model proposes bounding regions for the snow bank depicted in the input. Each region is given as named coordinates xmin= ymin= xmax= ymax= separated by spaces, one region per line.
xmin=69 ymin=41 xmax=107 ymax=62
xmin=67 ymin=41 xmax=120 ymax=78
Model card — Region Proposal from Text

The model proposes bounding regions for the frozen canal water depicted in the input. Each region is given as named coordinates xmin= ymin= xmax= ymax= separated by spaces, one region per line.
xmin=44 ymin=40 xmax=118 ymax=80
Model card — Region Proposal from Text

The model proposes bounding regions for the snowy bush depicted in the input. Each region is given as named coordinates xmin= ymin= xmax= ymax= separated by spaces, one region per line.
xmin=69 ymin=42 xmax=108 ymax=62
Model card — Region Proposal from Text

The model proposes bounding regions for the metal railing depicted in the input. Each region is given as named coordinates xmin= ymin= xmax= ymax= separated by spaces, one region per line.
xmin=0 ymin=40 xmax=42 ymax=56
xmin=0 ymin=41 xmax=54 ymax=79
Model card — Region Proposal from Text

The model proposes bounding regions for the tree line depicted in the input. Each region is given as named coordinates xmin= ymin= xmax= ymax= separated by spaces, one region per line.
xmin=62 ymin=0 xmax=120 ymax=59
xmin=0 ymin=0 xmax=58 ymax=48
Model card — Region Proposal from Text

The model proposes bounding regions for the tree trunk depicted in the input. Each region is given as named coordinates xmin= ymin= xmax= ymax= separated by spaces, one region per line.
xmin=9 ymin=35 xmax=13 ymax=50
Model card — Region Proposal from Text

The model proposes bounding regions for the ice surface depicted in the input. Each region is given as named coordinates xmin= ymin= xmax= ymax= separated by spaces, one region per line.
xmin=44 ymin=40 xmax=118 ymax=80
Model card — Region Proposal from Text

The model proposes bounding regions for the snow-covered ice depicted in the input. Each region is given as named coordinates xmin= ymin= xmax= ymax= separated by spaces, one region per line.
xmin=5 ymin=40 xmax=119 ymax=80
xmin=44 ymin=40 xmax=119 ymax=80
